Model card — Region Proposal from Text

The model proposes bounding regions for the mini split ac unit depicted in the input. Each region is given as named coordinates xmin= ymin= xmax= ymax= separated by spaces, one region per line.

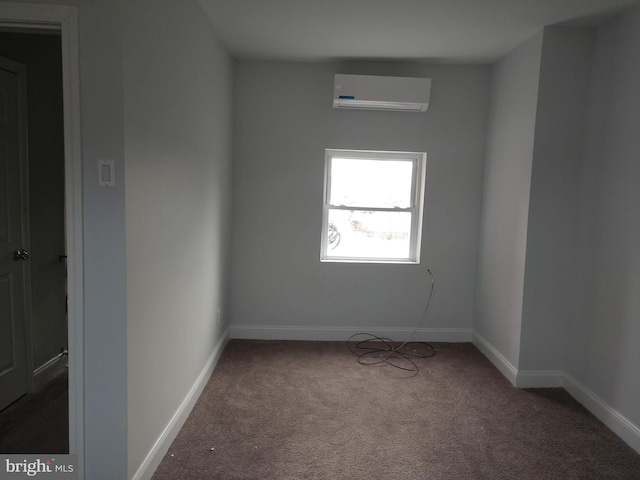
xmin=333 ymin=74 xmax=431 ymax=112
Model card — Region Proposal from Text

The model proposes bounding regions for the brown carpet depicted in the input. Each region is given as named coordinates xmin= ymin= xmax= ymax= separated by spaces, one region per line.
xmin=0 ymin=368 xmax=69 ymax=454
xmin=152 ymin=340 xmax=640 ymax=480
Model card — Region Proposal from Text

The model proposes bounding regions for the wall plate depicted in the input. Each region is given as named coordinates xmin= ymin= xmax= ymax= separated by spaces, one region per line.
xmin=98 ymin=159 xmax=115 ymax=187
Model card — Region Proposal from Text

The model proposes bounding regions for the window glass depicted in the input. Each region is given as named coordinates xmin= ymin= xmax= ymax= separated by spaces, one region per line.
xmin=322 ymin=149 xmax=426 ymax=263
xmin=327 ymin=210 xmax=412 ymax=259
xmin=329 ymin=158 xmax=414 ymax=208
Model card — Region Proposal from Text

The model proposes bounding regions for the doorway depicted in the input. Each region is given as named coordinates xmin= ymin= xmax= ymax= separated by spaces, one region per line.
xmin=0 ymin=32 xmax=68 ymax=451
xmin=0 ymin=3 xmax=83 ymax=474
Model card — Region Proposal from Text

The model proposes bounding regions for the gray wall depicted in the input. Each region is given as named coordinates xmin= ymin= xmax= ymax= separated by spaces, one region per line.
xmin=5 ymin=1 xmax=232 ymax=476
xmin=75 ymin=1 xmax=128 ymax=477
xmin=0 ymin=32 xmax=67 ymax=376
xmin=569 ymin=5 xmax=640 ymax=428
xmin=475 ymin=10 xmax=640 ymax=440
xmin=519 ymin=28 xmax=595 ymax=371
xmin=474 ymin=32 xmax=543 ymax=368
xmin=230 ymin=61 xmax=490 ymax=337
xmin=122 ymin=0 xmax=233 ymax=476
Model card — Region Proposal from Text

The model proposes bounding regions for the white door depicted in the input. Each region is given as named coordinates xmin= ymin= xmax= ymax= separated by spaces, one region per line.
xmin=0 ymin=56 xmax=30 ymax=411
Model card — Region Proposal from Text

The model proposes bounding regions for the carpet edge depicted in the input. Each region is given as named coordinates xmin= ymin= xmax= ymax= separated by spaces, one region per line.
xmin=130 ymin=327 xmax=230 ymax=480
xmin=564 ymin=373 xmax=640 ymax=455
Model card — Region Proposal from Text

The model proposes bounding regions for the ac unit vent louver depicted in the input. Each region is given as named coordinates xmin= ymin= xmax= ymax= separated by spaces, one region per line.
xmin=333 ymin=74 xmax=431 ymax=112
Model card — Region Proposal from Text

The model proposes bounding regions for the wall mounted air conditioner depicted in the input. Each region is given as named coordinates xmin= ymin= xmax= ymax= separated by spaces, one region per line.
xmin=333 ymin=74 xmax=431 ymax=112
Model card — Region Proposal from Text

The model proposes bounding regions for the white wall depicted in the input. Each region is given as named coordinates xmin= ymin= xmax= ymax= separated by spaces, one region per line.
xmin=4 ymin=2 xmax=231 ymax=477
xmin=519 ymin=28 xmax=594 ymax=371
xmin=122 ymin=0 xmax=232 ymax=477
xmin=230 ymin=61 xmax=490 ymax=339
xmin=75 ymin=1 xmax=129 ymax=477
xmin=569 ymin=4 xmax=640 ymax=430
xmin=472 ymin=14 xmax=640 ymax=450
xmin=474 ymin=32 xmax=543 ymax=369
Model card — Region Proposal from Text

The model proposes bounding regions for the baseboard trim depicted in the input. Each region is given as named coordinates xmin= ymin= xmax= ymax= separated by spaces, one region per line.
xmin=32 ymin=353 xmax=68 ymax=392
xmin=471 ymin=332 xmax=518 ymax=386
xmin=471 ymin=332 xmax=640 ymax=455
xmin=515 ymin=370 xmax=565 ymax=388
xmin=230 ymin=324 xmax=472 ymax=343
xmin=131 ymin=326 xmax=230 ymax=480
xmin=564 ymin=373 xmax=640 ymax=454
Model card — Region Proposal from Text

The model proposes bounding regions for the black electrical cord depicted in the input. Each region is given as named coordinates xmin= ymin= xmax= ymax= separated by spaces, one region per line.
xmin=347 ymin=268 xmax=437 ymax=375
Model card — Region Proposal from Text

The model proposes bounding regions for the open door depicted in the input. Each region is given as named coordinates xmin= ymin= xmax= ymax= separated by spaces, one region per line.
xmin=0 ymin=56 xmax=30 ymax=411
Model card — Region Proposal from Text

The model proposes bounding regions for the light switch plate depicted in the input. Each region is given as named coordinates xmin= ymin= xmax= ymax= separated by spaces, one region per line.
xmin=98 ymin=159 xmax=115 ymax=187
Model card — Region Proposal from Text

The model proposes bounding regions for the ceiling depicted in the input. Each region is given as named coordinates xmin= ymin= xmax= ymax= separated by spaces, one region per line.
xmin=198 ymin=0 xmax=639 ymax=63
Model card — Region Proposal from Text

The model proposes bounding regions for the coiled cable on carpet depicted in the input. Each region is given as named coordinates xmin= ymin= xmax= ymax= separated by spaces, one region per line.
xmin=348 ymin=268 xmax=437 ymax=375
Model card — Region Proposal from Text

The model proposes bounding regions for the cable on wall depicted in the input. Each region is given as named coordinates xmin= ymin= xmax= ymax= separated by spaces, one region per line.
xmin=347 ymin=268 xmax=437 ymax=375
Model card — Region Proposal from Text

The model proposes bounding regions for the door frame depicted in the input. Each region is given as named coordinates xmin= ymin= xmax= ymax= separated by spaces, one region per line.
xmin=0 ymin=3 xmax=84 ymax=475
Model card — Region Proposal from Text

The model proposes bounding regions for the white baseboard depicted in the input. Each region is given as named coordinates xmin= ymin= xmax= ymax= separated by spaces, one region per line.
xmin=564 ymin=373 xmax=640 ymax=455
xmin=471 ymin=333 xmax=563 ymax=387
xmin=131 ymin=327 xmax=230 ymax=480
xmin=471 ymin=331 xmax=640 ymax=456
xmin=128 ymin=325 xmax=640 ymax=461
xmin=515 ymin=370 xmax=565 ymax=388
xmin=230 ymin=324 xmax=472 ymax=343
xmin=471 ymin=331 xmax=518 ymax=386
xmin=32 ymin=352 xmax=68 ymax=392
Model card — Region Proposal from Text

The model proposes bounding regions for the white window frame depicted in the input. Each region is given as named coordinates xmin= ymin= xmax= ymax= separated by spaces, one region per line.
xmin=321 ymin=149 xmax=427 ymax=264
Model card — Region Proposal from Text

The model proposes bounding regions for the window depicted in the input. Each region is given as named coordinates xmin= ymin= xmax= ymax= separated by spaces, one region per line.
xmin=321 ymin=149 xmax=427 ymax=263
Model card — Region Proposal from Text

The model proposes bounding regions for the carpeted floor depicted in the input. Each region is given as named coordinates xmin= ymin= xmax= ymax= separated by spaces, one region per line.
xmin=0 ymin=368 xmax=69 ymax=454
xmin=152 ymin=340 xmax=640 ymax=480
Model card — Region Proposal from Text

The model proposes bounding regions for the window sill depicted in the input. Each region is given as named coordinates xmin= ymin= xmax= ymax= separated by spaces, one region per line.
xmin=320 ymin=257 xmax=420 ymax=265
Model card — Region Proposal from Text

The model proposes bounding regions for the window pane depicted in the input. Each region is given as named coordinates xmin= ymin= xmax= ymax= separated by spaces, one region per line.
xmin=327 ymin=209 xmax=411 ymax=259
xmin=329 ymin=158 xmax=413 ymax=208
